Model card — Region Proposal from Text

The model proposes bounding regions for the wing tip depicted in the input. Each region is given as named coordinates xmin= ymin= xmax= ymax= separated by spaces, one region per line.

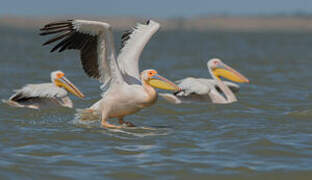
xmin=145 ymin=19 xmax=159 ymax=27
xmin=39 ymin=19 xmax=74 ymax=34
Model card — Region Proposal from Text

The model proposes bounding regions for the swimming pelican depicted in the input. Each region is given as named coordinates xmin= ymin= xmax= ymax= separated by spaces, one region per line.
xmin=40 ymin=19 xmax=180 ymax=128
xmin=4 ymin=70 xmax=85 ymax=109
xmin=159 ymin=58 xmax=249 ymax=104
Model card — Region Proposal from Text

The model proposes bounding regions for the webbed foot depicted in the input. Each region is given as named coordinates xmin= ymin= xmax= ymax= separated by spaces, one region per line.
xmin=101 ymin=121 xmax=122 ymax=129
xmin=118 ymin=118 xmax=136 ymax=127
xmin=124 ymin=121 xmax=136 ymax=127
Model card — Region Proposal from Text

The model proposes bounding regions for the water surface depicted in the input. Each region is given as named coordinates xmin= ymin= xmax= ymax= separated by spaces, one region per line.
xmin=1 ymin=26 xmax=312 ymax=179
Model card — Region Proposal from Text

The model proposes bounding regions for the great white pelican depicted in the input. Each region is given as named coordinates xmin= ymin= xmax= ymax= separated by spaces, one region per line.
xmin=160 ymin=58 xmax=249 ymax=104
xmin=4 ymin=70 xmax=84 ymax=109
xmin=40 ymin=19 xmax=180 ymax=128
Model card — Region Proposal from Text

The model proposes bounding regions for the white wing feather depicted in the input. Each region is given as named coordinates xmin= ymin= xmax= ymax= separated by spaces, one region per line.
xmin=10 ymin=83 xmax=67 ymax=100
xmin=72 ymin=20 xmax=122 ymax=86
xmin=118 ymin=20 xmax=160 ymax=83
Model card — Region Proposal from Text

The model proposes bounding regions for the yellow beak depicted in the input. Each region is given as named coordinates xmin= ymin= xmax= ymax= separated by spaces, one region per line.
xmin=147 ymin=74 xmax=181 ymax=91
xmin=54 ymin=76 xmax=85 ymax=98
xmin=213 ymin=64 xmax=249 ymax=83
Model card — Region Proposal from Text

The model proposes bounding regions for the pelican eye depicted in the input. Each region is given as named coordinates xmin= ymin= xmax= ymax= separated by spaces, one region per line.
xmin=148 ymin=71 xmax=154 ymax=76
xmin=56 ymin=72 xmax=64 ymax=79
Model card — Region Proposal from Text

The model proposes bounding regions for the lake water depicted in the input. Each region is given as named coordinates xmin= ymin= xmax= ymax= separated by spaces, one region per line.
xmin=1 ymin=26 xmax=312 ymax=179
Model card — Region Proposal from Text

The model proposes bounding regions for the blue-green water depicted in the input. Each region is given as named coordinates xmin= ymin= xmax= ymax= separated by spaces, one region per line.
xmin=1 ymin=26 xmax=312 ymax=179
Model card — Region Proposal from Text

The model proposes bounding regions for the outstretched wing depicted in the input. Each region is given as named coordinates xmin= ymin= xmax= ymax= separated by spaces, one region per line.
xmin=40 ymin=19 xmax=122 ymax=86
xmin=117 ymin=20 xmax=160 ymax=83
xmin=9 ymin=83 xmax=67 ymax=102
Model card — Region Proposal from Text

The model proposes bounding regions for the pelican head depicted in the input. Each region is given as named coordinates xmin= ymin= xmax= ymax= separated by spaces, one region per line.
xmin=141 ymin=69 xmax=181 ymax=91
xmin=207 ymin=58 xmax=249 ymax=83
xmin=51 ymin=70 xmax=85 ymax=98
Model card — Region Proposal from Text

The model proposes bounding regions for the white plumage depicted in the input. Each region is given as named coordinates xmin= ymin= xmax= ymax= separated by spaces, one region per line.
xmin=160 ymin=58 xmax=249 ymax=104
xmin=175 ymin=78 xmax=240 ymax=96
xmin=11 ymin=83 xmax=68 ymax=99
xmin=4 ymin=70 xmax=84 ymax=109
xmin=118 ymin=20 xmax=160 ymax=82
xmin=40 ymin=19 xmax=180 ymax=128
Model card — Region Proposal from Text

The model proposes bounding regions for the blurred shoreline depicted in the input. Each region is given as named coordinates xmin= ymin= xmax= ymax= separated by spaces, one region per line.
xmin=1 ymin=15 xmax=312 ymax=32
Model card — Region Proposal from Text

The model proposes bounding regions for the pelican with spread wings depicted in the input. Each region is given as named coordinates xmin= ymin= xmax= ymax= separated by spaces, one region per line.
xmin=40 ymin=19 xmax=180 ymax=128
xmin=160 ymin=58 xmax=249 ymax=104
xmin=4 ymin=70 xmax=84 ymax=109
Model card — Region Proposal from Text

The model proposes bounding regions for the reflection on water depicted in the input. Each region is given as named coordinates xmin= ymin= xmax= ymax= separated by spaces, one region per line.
xmin=1 ymin=26 xmax=312 ymax=179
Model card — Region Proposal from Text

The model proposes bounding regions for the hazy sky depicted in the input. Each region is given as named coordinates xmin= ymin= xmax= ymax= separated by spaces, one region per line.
xmin=2 ymin=0 xmax=311 ymax=17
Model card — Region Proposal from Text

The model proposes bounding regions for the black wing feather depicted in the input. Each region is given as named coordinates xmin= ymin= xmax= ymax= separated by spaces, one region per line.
xmin=50 ymin=36 xmax=72 ymax=52
xmin=39 ymin=28 xmax=72 ymax=36
xmin=42 ymin=31 xmax=72 ymax=46
xmin=42 ymin=20 xmax=73 ymax=28
xmin=119 ymin=19 xmax=149 ymax=50
xmin=40 ymin=20 xmax=100 ymax=79
xmin=10 ymin=92 xmax=40 ymax=103
xmin=120 ymin=30 xmax=133 ymax=49
xmin=40 ymin=24 xmax=71 ymax=31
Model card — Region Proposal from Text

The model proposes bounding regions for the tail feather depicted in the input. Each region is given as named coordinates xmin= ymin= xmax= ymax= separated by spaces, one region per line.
xmin=75 ymin=108 xmax=100 ymax=121
xmin=2 ymin=99 xmax=24 ymax=108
